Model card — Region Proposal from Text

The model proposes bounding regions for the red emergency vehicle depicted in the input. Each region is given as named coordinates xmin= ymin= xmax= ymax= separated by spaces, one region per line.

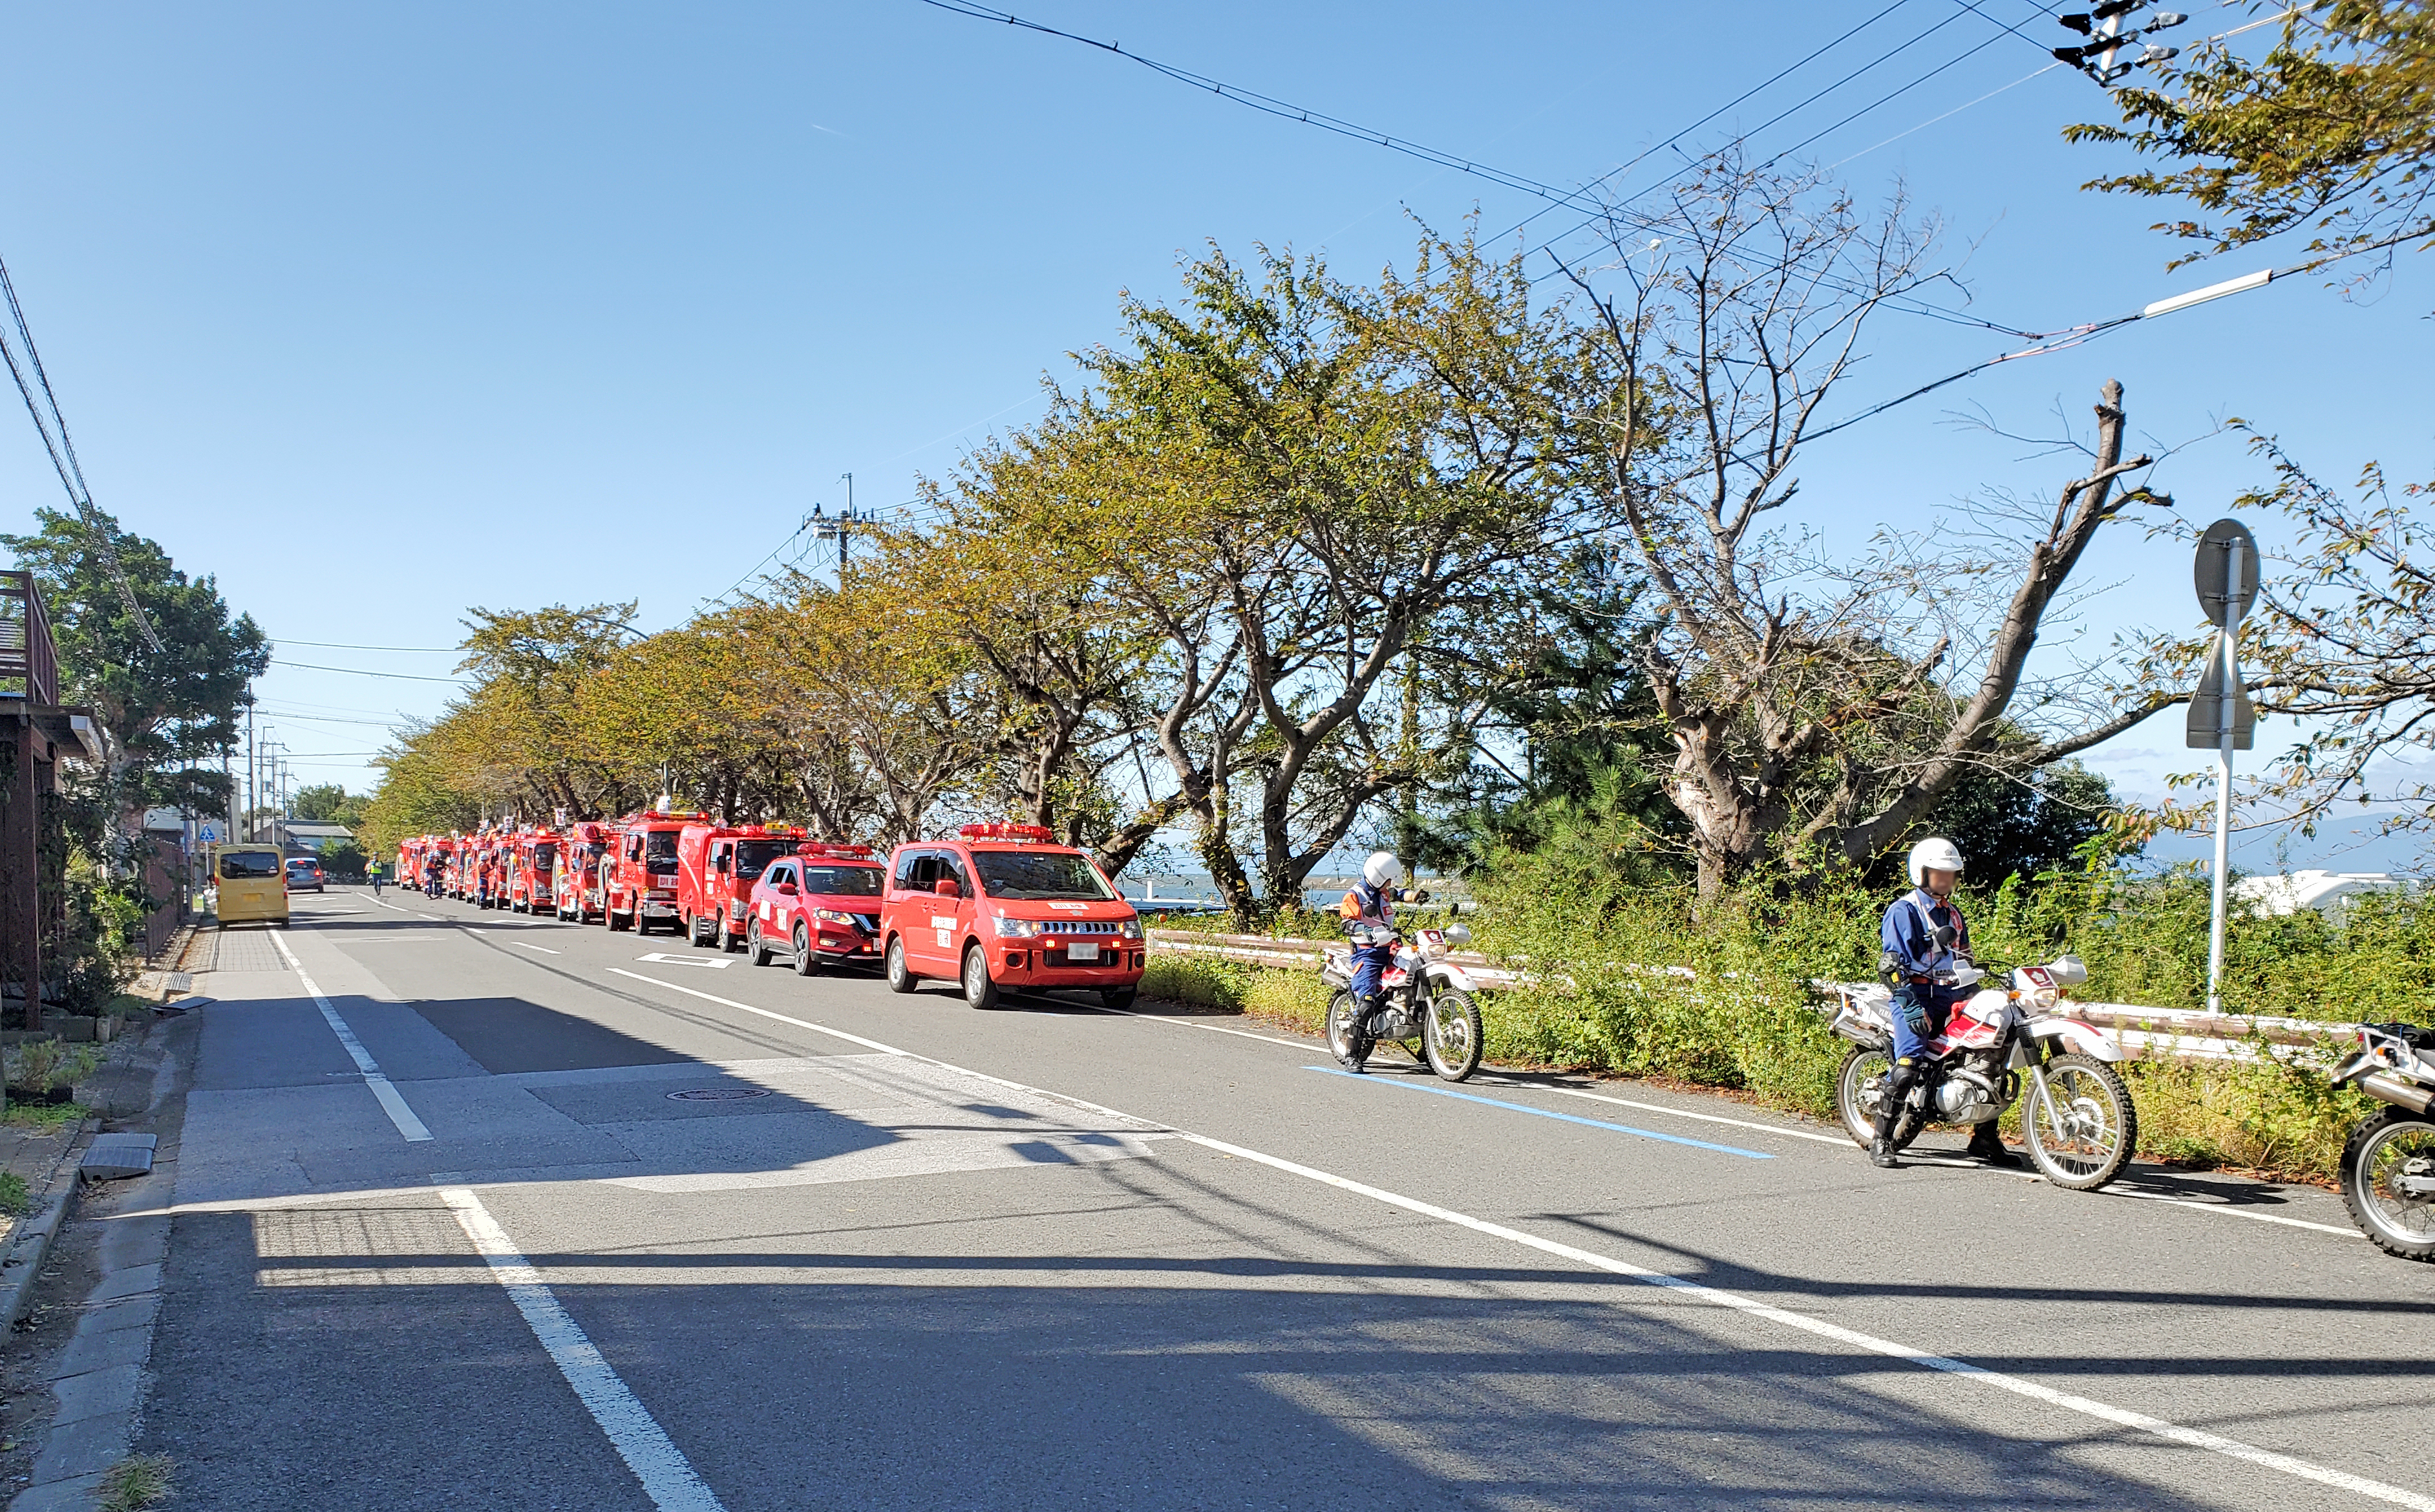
xmin=675 ymin=822 xmax=810 ymax=952
xmin=744 ymin=842 xmax=884 ymax=974
xmin=554 ymin=822 xmax=610 ymax=922
xmin=398 ymin=838 xmax=423 ymax=894
xmin=508 ymin=829 xmax=558 ymax=915
xmin=602 ymin=809 xmax=697 ymax=933
xmin=441 ymin=837 xmax=469 ymax=899
xmin=879 ymin=823 xmax=1143 ymax=1010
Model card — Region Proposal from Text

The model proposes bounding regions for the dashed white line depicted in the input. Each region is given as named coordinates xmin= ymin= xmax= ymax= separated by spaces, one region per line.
xmin=439 ymin=1185 xmax=726 ymax=1511
xmin=604 ymin=966 xmax=2425 ymax=1510
xmin=267 ymin=929 xmax=432 ymax=1142
xmin=506 ymin=939 xmax=562 ymax=955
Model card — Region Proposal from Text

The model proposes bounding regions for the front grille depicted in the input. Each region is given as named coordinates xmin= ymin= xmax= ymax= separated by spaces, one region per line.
xmin=1043 ymin=921 xmax=1123 ymax=935
xmin=851 ymin=913 xmax=879 ymax=933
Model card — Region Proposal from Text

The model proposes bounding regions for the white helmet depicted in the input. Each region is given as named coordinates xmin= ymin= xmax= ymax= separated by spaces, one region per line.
xmin=1906 ymin=836 xmax=1966 ymax=888
xmin=1361 ymin=851 xmax=1403 ymax=888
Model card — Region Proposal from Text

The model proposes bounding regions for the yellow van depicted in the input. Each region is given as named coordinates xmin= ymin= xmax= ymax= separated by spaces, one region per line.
xmin=213 ymin=845 xmax=291 ymax=928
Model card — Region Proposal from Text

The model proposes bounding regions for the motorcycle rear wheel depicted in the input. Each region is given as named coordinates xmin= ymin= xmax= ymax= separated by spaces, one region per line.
xmin=2343 ymin=1109 xmax=2435 ymax=1261
xmin=2023 ymin=1052 xmax=2137 ymax=1191
xmin=1424 ymin=990 xmax=1483 ymax=1081
xmin=1835 ymin=1047 xmax=1922 ymax=1151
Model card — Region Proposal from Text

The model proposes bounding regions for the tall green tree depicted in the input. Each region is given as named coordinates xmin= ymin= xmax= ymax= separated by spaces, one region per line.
xmin=1 ymin=506 xmax=267 ymax=815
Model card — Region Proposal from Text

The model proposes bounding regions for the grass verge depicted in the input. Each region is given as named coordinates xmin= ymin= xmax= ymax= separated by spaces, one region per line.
xmin=0 ymin=1171 xmax=30 ymax=1217
xmin=1 ymin=1102 xmax=89 ymax=1131
xmin=98 ymin=1453 xmax=174 ymax=1511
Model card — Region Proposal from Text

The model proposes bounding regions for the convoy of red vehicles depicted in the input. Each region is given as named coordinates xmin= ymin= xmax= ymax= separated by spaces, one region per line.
xmin=394 ymin=813 xmax=1144 ymax=1008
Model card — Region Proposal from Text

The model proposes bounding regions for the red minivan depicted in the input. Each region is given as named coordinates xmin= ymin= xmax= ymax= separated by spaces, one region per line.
xmin=879 ymin=824 xmax=1144 ymax=1010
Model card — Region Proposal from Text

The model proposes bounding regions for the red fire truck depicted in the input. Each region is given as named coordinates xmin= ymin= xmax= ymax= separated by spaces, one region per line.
xmin=602 ymin=809 xmax=698 ymax=934
xmin=507 ymin=829 xmax=559 ymax=915
xmin=878 ymin=823 xmax=1143 ymax=1010
xmin=554 ymin=822 xmax=610 ymax=922
xmin=674 ymin=822 xmax=811 ymax=952
xmin=441 ymin=837 xmax=469 ymax=899
xmin=398 ymin=838 xmax=424 ymax=895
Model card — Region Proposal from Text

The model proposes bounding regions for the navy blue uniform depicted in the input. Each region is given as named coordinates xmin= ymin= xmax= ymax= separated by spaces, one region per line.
xmin=1338 ymin=879 xmax=1396 ymax=1003
xmin=1880 ymin=887 xmax=1971 ymax=1062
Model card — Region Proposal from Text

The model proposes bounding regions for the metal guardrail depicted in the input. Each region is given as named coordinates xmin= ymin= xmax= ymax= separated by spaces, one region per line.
xmin=0 ymin=569 xmax=56 ymax=706
xmin=1143 ymin=930 xmax=2359 ymax=1063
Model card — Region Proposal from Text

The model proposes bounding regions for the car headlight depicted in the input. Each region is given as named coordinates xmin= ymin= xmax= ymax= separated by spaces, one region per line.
xmin=814 ymin=908 xmax=856 ymax=926
xmin=728 ymin=900 xmax=747 ymax=917
xmin=1119 ymin=919 xmax=1142 ymax=940
xmin=993 ymin=915 xmax=1042 ymax=938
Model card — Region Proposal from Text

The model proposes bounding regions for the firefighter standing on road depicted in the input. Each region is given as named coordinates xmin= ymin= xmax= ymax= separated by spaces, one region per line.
xmin=1869 ymin=837 xmax=2021 ymax=1171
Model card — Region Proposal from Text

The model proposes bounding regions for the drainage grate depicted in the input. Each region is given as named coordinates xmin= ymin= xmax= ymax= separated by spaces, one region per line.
xmin=665 ymin=1087 xmax=774 ymax=1102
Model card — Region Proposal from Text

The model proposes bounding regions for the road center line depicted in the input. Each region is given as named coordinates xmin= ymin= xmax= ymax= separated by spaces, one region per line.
xmin=506 ymin=939 xmax=562 ymax=955
xmin=268 ymin=929 xmax=432 ymax=1142
xmin=1304 ymin=1065 xmax=1773 ymax=1158
xmin=438 ymin=1185 xmax=727 ymax=1512
xmin=600 ymin=964 xmax=2430 ymax=1509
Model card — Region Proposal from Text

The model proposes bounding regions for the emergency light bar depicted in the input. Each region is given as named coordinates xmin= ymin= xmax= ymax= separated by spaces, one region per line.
xmin=957 ymin=822 xmax=1056 ymax=842
xmin=799 ymin=842 xmax=877 ymax=858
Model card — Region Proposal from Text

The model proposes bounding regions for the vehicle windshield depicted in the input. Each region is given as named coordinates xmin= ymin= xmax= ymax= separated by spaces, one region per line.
xmin=575 ymin=844 xmax=604 ymax=862
xmin=801 ymin=865 xmax=884 ymax=897
xmin=643 ymin=830 xmax=679 ymax=864
xmin=732 ymin=840 xmax=795 ymax=879
xmin=286 ymin=860 xmax=315 ymax=873
xmin=531 ymin=844 xmax=556 ymax=866
xmin=971 ymin=850 xmax=1116 ymax=900
xmin=220 ymin=852 xmax=281 ymax=880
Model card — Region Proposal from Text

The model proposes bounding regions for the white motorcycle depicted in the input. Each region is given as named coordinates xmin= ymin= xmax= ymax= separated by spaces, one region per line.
xmin=1829 ymin=954 xmax=2139 ymax=1190
xmin=2328 ymin=1021 xmax=2435 ymax=1261
xmin=1321 ymin=922 xmax=1485 ymax=1080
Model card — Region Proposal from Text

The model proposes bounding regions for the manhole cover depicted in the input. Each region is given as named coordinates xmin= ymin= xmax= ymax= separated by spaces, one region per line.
xmin=665 ymin=1087 xmax=774 ymax=1103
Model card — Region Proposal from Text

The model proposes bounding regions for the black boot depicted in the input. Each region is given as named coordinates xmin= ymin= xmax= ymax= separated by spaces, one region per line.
xmin=1966 ymin=1123 xmax=2023 ymax=1168
xmin=1334 ymin=996 xmax=1374 ymax=1073
xmin=1867 ymin=1059 xmax=1916 ymax=1169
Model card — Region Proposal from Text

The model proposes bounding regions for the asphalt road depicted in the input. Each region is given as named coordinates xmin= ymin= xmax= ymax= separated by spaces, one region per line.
xmin=133 ymin=888 xmax=2434 ymax=1511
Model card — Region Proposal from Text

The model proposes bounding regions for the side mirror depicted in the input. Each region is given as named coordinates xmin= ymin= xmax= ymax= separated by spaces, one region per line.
xmin=1442 ymin=923 xmax=1473 ymax=946
xmin=777 ymin=882 xmax=799 ymax=898
xmin=933 ymin=877 xmax=962 ymax=899
xmin=1932 ymin=924 xmax=1958 ymax=948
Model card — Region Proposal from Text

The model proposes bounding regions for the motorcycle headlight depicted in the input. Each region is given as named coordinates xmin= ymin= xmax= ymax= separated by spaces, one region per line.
xmin=993 ymin=915 xmax=1043 ymax=938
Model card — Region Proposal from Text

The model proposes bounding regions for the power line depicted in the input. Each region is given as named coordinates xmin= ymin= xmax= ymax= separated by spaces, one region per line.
xmin=270 ymin=659 xmax=469 ymax=684
xmin=0 ymin=249 xmax=165 ymax=654
xmin=270 ymin=637 xmax=461 ymax=653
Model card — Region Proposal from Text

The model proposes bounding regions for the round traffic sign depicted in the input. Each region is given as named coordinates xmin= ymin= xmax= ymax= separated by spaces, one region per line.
xmin=2193 ymin=518 xmax=2260 ymax=626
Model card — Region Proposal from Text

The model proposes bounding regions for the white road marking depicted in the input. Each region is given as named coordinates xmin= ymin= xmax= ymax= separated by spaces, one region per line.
xmin=603 ymin=964 xmax=2431 ymax=1511
xmin=2112 ymin=1186 xmax=2362 ymax=1237
xmin=633 ymin=952 xmax=730 ymax=969
xmin=268 ymin=929 xmax=432 ymax=1143
xmin=1094 ymin=1002 xmax=1315 ymax=1050
xmin=438 ymin=1186 xmax=727 ymax=1512
xmin=1120 ymin=1008 xmax=2362 ymax=1233
xmin=506 ymin=939 xmax=562 ymax=955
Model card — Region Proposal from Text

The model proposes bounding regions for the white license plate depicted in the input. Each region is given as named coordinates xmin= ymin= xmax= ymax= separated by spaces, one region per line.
xmin=1065 ymin=941 xmax=1101 ymax=962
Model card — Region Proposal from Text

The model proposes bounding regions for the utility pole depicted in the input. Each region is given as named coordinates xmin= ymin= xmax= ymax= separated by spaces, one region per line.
xmin=245 ymin=701 xmax=257 ymax=842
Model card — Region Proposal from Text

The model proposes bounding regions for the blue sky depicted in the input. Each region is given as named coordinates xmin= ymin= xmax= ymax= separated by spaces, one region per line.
xmin=1 ymin=2 xmax=2423 ymax=865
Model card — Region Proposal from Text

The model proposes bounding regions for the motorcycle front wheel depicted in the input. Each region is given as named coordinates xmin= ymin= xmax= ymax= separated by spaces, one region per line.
xmin=2023 ymin=1052 xmax=2137 ymax=1190
xmin=1835 ymin=1047 xmax=1922 ymax=1151
xmin=1324 ymin=989 xmax=1369 ymax=1070
xmin=1424 ymin=990 xmax=1483 ymax=1081
xmin=2343 ymin=1110 xmax=2435 ymax=1261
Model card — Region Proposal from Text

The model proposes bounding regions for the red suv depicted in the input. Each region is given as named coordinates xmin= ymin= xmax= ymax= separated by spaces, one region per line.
xmin=879 ymin=824 xmax=1143 ymax=1010
xmin=745 ymin=844 xmax=886 ymax=974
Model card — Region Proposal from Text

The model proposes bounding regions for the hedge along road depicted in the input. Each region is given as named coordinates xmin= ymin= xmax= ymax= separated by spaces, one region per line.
xmin=131 ymin=888 xmax=2433 ymax=1512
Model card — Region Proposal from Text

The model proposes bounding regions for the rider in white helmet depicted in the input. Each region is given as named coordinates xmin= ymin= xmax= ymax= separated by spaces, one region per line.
xmin=1334 ymin=851 xmax=1409 ymax=1072
xmin=1869 ymin=836 xmax=2019 ymax=1170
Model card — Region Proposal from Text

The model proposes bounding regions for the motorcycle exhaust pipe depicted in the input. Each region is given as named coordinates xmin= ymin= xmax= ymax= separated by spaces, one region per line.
xmin=2359 ymin=1072 xmax=2435 ymax=1116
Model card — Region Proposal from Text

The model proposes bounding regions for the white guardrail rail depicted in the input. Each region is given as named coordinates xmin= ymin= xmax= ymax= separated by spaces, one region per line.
xmin=1140 ymin=928 xmax=2361 ymax=1065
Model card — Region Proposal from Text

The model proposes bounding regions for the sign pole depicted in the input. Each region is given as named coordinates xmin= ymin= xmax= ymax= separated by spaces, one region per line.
xmin=2205 ymin=536 xmax=2242 ymax=1017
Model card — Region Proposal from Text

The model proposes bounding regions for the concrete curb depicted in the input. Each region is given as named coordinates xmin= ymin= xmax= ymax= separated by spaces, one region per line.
xmin=0 ymin=1120 xmax=98 ymax=1330
xmin=6 ymin=1127 xmax=178 ymax=1512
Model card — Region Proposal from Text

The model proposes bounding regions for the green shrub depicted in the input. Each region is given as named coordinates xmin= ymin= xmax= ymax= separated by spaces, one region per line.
xmin=0 ymin=1171 xmax=32 ymax=1217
